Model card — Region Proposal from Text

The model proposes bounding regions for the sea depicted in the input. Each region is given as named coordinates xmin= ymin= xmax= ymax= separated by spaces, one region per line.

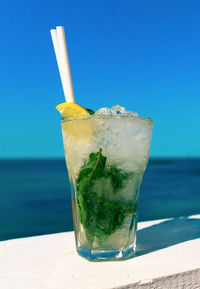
xmin=0 ymin=158 xmax=200 ymax=242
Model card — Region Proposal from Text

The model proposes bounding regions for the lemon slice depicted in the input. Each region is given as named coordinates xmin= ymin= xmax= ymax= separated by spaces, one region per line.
xmin=56 ymin=102 xmax=94 ymax=146
xmin=56 ymin=102 xmax=89 ymax=118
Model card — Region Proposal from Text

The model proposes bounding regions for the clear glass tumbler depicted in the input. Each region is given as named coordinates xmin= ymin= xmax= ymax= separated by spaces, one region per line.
xmin=61 ymin=113 xmax=153 ymax=261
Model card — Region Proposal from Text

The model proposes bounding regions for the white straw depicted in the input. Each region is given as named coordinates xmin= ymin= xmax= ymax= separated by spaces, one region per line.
xmin=50 ymin=29 xmax=67 ymax=101
xmin=50 ymin=26 xmax=75 ymax=103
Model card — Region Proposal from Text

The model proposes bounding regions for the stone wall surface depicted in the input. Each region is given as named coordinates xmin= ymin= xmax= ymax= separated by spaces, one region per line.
xmin=0 ymin=215 xmax=199 ymax=289
xmin=116 ymin=269 xmax=200 ymax=289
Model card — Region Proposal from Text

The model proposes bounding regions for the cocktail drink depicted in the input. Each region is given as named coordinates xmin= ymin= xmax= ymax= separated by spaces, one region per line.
xmin=61 ymin=105 xmax=153 ymax=261
xmin=50 ymin=26 xmax=153 ymax=261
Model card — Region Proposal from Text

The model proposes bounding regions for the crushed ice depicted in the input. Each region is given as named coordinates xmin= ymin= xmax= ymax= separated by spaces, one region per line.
xmin=95 ymin=104 xmax=139 ymax=117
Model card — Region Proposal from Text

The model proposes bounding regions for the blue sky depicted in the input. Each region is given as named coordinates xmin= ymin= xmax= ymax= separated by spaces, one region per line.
xmin=0 ymin=0 xmax=200 ymax=158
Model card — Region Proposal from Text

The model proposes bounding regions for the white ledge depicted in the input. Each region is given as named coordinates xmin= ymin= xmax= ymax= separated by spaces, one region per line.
xmin=0 ymin=215 xmax=200 ymax=289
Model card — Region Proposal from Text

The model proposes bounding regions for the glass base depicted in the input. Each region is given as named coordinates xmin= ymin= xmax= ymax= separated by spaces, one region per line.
xmin=77 ymin=244 xmax=136 ymax=262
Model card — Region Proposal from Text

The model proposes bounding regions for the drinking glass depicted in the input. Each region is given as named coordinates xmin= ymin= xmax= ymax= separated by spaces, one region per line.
xmin=61 ymin=114 xmax=153 ymax=261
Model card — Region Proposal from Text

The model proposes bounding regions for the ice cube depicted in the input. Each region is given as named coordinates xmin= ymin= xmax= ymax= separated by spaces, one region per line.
xmin=95 ymin=107 xmax=111 ymax=115
xmin=125 ymin=110 xmax=139 ymax=117
xmin=95 ymin=104 xmax=139 ymax=117
xmin=110 ymin=104 xmax=126 ymax=115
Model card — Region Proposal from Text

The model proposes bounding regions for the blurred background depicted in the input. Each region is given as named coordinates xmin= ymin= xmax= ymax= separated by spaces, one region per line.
xmin=0 ymin=0 xmax=200 ymax=241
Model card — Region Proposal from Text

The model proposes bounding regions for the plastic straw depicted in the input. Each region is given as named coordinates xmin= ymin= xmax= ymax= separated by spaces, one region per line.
xmin=50 ymin=26 xmax=75 ymax=103
xmin=50 ymin=29 xmax=67 ymax=101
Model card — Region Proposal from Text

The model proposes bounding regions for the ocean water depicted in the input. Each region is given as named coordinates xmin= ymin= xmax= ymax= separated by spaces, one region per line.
xmin=0 ymin=158 xmax=200 ymax=241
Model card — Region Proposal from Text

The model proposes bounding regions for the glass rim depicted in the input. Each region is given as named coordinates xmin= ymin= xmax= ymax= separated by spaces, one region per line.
xmin=61 ymin=114 xmax=153 ymax=125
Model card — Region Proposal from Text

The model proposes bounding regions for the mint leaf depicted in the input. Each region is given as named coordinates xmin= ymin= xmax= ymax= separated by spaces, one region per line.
xmin=104 ymin=165 xmax=133 ymax=193
xmin=76 ymin=149 xmax=106 ymax=186
xmin=76 ymin=149 xmax=135 ymax=246
xmin=86 ymin=108 xmax=95 ymax=115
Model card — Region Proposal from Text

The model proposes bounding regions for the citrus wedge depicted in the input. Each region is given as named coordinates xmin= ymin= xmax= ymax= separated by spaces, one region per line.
xmin=56 ymin=102 xmax=89 ymax=118
xmin=56 ymin=102 xmax=94 ymax=146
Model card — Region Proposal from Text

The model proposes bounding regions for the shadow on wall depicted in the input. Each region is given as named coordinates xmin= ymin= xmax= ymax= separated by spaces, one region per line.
xmin=136 ymin=216 xmax=200 ymax=257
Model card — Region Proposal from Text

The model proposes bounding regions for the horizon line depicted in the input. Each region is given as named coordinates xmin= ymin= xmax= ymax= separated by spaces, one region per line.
xmin=0 ymin=156 xmax=200 ymax=161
